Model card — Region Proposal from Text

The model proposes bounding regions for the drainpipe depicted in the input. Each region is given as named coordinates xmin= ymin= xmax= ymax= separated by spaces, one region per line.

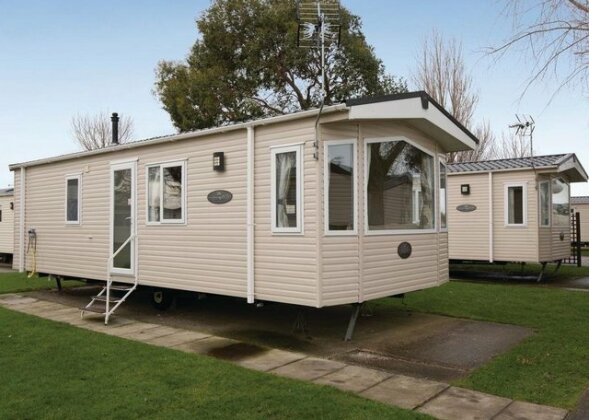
xmin=246 ymin=126 xmax=255 ymax=303
xmin=19 ymin=166 xmax=26 ymax=272
xmin=489 ymin=172 xmax=494 ymax=263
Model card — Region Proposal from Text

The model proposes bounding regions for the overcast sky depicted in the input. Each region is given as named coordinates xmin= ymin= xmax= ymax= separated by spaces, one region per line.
xmin=1 ymin=0 xmax=588 ymax=195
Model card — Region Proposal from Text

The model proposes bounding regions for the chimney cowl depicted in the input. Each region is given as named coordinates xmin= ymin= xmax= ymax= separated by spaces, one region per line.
xmin=111 ymin=112 xmax=119 ymax=145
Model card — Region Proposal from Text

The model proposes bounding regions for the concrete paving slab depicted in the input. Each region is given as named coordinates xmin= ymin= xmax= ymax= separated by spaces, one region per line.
xmin=418 ymin=386 xmax=512 ymax=420
xmin=361 ymin=374 xmax=449 ymax=410
xmin=173 ymin=336 xmax=239 ymax=354
xmin=314 ymin=365 xmax=392 ymax=393
xmin=12 ymin=301 xmax=66 ymax=315
xmin=100 ymin=322 xmax=161 ymax=338
xmin=146 ymin=330 xmax=211 ymax=348
xmin=124 ymin=326 xmax=181 ymax=342
xmin=0 ymin=295 xmax=38 ymax=305
xmin=237 ymin=349 xmax=306 ymax=372
xmin=494 ymin=401 xmax=568 ymax=420
xmin=79 ymin=317 xmax=135 ymax=332
xmin=271 ymin=357 xmax=346 ymax=381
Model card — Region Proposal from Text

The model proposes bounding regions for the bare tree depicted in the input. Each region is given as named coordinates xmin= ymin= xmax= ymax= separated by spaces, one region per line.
xmin=489 ymin=0 xmax=589 ymax=98
xmin=71 ymin=112 xmax=134 ymax=151
xmin=496 ymin=130 xmax=533 ymax=159
xmin=413 ymin=31 xmax=496 ymax=163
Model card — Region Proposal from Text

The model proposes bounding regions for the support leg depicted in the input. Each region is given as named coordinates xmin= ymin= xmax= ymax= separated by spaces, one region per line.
xmin=344 ymin=303 xmax=363 ymax=342
xmin=54 ymin=275 xmax=62 ymax=292
xmin=537 ymin=262 xmax=548 ymax=283
xmin=553 ymin=259 xmax=563 ymax=274
xmin=292 ymin=310 xmax=308 ymax=335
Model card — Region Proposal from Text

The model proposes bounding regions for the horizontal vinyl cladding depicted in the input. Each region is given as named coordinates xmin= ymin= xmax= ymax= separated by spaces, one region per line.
xmin=253 ymin=118 xmax=320 ymax=306
xmin=12 ymin=171 xmax=20 ymax=269
xmin=447 ymin=173 xmax=490 ymax=261
xmin=320 ymin=120 xmax=448 ymax=305
xmin=573 ymin=203 xmax=589 ymax=243
xmin=0 ymin=195 xmax=14 ymax=254
xmin=18 ymin=130 xmax=249 ymax=298
xmin=492 ymin=171 xmax=539 ymax=262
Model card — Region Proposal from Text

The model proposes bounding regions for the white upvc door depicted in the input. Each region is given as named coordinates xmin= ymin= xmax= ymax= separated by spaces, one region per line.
xmin=110 ymin=161 xmax=137 ymax=275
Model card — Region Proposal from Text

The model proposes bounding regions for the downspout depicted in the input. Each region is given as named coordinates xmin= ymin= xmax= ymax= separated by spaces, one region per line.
xmin=489 ymin=172 xmax=494 ymax=263
xmin=19 ymin=166 xmax=26 ymax=272
xmin=246 ymin=126 xmax=255 ymax=303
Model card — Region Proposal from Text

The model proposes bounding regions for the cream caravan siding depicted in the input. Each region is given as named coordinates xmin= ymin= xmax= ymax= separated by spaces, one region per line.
xmin=447 ymin=173 xmax=490 ymax=261
xmin=319 ymin=121 xmax=448 ymax=304
xmin=12 ymin=170 xmax=21 ymax=269
xmin=439 ymin=232 xmax=449 ymax=282
xmin=0 ymin=195 xmax=14 ymax=254
xmin=359 ymin=122 xmax=444 ymax=301
xmin=253 ymin=118 xmax=320 ymax=306
xmin=16 ymin=131 xmax=249 ymax=298
xmin=573 ymin=203 xmax=589 ymax=243
xmin=492 ymin=171 xmax=539 ymax=262
xmin=321 ymin=122 xmax=360 ymax=306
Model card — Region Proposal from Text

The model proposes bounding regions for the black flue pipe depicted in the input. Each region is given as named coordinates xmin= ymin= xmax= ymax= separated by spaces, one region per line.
xmin=111 ymin=112 xmax=119 ymax=145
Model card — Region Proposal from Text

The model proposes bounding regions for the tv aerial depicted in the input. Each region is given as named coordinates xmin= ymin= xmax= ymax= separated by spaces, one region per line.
xmin=509 ymin=114 xmax=536 ymax=169
xmin=297 ymin=0 xmax=341 ymax=159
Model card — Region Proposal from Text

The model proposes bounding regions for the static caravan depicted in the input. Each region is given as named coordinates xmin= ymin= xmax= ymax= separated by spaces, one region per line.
xmin=10 ymin=91 xmax=477 ymax=329
xmin=447 ymin=154 xmax=588 ymax=268
xmin=571 ymin=196 xmax=589 ymax=245
xmin=0 ymin=188 xmax=14 ymax=262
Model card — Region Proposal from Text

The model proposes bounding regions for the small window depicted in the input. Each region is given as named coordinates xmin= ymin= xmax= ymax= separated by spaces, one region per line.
xmin=65 ymin=175 xmax=81 ymax=224
xmin=147 ymin=161 xmax=185 ymax=224
xmin=539 ymin=181 xmax=551 ymax=227
xmin=271 ymin=145 xmax=302 ymax=233
xmin=366 ymin=139 xmax=435 ymax=232
xmin=506 ymin=184 xmax=526 ymax=226
xmin=0 ymin=210 xmax=2 ymax=222
xmin=325 ymin=141 xmax=356 ymax=234
xmin=552 ymin=177 xmax=569 ymax=227
xmin=439 ymin=160 xmax=447 ymax=230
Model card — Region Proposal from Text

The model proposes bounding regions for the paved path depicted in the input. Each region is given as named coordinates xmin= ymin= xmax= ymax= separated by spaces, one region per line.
xmin=0 ymin=293 xmax=568 ymax=420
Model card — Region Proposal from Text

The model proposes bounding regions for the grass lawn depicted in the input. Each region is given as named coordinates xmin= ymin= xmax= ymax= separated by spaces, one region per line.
xmin=0 ymin=271 xmax=84 ymax=294
xmin=0 ymin=306 xmax=425 ymax=419
xmin=377 ymin=281 xmax=589 ymax=409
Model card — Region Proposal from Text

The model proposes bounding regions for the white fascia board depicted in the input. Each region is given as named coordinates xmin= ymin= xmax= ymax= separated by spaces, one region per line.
xmin=558 ymin=155 xmax=589 ymax=182
xmin=347 ymin=97 xmax=478 ymax=152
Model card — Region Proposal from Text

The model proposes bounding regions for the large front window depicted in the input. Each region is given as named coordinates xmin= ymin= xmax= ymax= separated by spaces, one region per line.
xmin=271 ymin=145 xmax=302 ymax=233
xmin=366 ymin=139 xmax=435 ymax=231
xmin=147 ymin=161 xmax=185 ymax=224
xmin=552 ymin=177 xmax=570 ymax=227
xmin=325 ymin=141 xmax=355 ymax=233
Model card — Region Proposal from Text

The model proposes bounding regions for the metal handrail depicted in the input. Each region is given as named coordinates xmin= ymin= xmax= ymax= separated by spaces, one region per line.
xmin=106 ymin=233 xmax=136 ymax=321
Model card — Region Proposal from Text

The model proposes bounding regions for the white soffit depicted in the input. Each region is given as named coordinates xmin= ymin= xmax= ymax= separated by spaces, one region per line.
xmin=347 ymin=96 xmax=478 ymax=153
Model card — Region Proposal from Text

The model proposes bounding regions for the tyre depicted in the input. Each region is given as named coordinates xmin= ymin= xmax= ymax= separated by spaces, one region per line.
xmin=151 ymin=289 xmax=175 ymax=311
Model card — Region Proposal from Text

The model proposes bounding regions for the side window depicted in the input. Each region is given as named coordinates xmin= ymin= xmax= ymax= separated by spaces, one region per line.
xmin=439 ymin=160 xmax=447 ymax=230
xmin=65 ymin=175 xmax=81 ymax=224
xmin=325 ymin=141 xmax=356 ymax=234
xmin=271 ymin=145 xmax=302 ymax=233
xmin=539 ymin=180 xmax=551 ymax=227
xmin=506 ymin=184 xmax=526 ymax=226
xmin=0 ymin=210 xmax=2 ymax=222
xmin=147 ymin=161 xmax=185 ymax=224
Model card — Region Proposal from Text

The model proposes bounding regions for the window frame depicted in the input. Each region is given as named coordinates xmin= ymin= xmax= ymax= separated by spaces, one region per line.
xmin=324 ymin=139 xmax=357 ymax=236
xmin=65 ymin=174 xmax=82 ymax=225
xmin=504 ymin=182 xmax=528 ymax=227
xmin=270 ymin=143 xmax=304 ymax=234
xmin=538 ymin=180 xmax=551 ymax=228
xmin=439 ymin=155 xmax=448 ymax=232
xmin=145 ymin=160 xmax=187 ymax=225
xmin=364 ymin=136 xmax=437 ymax=236
xmin=551 ymin=176 xmax=570 ymax=228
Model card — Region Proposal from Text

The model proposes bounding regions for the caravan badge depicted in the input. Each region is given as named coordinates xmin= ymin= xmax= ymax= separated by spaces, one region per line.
xmin=457 ymin=204 xmax=477 ymax=213
xmin=207 ymin=190 xmax=233 ymax=204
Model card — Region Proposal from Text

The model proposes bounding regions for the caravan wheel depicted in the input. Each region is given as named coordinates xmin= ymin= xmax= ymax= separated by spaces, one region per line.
xmin=151 ymin=289 xmax=175 ymax=311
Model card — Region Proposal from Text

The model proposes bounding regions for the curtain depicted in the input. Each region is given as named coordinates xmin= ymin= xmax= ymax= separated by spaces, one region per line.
xmin=276 ymin=152 xmax=295 ymax=228
xmin=148 ymin=167 xmax=161 ymax=222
